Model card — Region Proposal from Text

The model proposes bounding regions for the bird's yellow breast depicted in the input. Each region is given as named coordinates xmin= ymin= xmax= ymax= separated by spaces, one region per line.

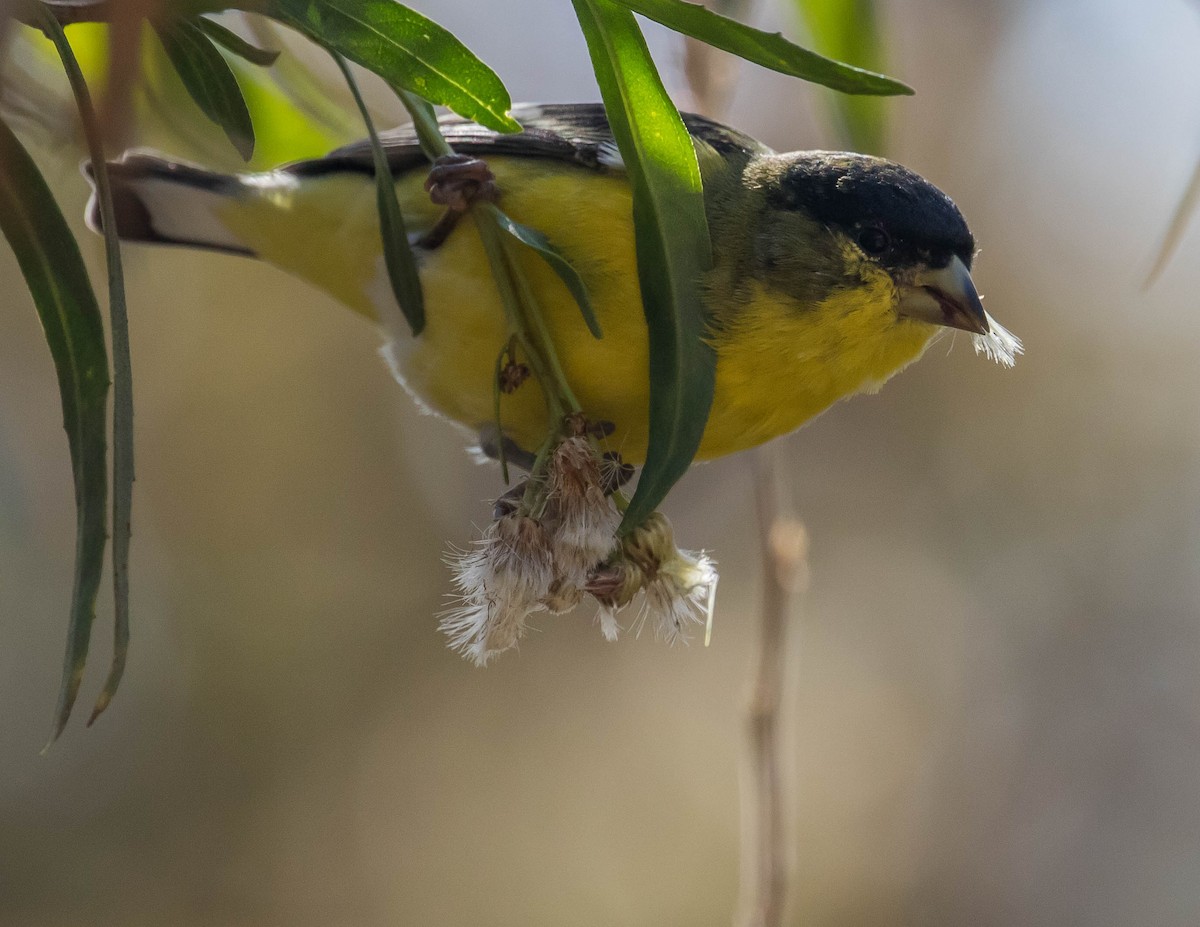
xmin=220 ymin=159 xmax=936 ymax=463
xmin=705 ymin=269 xmax=936 ymax=457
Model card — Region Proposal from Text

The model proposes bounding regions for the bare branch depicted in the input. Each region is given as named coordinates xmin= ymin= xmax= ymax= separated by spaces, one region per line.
xmin=681 ymin=0 xmax=753 ymax=117
xmin=736 ymin=444 xmax=808 ymax=927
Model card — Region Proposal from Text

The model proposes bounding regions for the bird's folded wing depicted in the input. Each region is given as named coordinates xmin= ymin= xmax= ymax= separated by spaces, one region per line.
xmin=283 ymin=102 xmax=770 ymax=179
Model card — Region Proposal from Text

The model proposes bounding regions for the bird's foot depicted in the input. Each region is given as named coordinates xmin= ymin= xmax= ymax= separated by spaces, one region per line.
xmin=425 ymin=154 xmax=498 ymax=210
xmin=563 ymin=412 xmax=615 ymax=440
xmin=417 ymin=154 xmax=499 ymax=249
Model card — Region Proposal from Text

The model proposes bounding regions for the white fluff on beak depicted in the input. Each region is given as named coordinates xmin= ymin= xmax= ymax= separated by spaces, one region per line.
xmin=972 ymin=311 xmax=1024 ymax=368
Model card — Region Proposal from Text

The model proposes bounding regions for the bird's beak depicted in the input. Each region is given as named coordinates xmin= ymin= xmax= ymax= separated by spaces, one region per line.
xmin=897 ymin=255 xmax=990 ymax=335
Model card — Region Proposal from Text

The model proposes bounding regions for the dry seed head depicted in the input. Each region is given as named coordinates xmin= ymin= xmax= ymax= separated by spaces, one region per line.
xmin=540 ymin=574 xmax=584 ymax=614
xmin=584 ymin=559 xmax=644 ymax=610
xmin=618 ymin=514 xmax=718 ymax=644
xmin=542 ymin=436 xmax=620 ymax=579
xmin=620 ymin=512 xmax=676 ymax=577
xmin=440 ymin=514 xmax=554 ymax=665
xmin=642 ymin=548 xmax=719 ymax=644
xmin=595 ymin=605 xmax=622 ymax=642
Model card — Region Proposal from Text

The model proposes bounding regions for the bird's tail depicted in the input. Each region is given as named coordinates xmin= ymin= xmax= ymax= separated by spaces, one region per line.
xmin=84 ymin=153 xmax=256 ymax=257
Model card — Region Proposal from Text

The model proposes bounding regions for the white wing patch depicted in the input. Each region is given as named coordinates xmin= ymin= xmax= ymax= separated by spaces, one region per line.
xmin=136 ymin=178 xmax=246 ymax=251
xmin=596 ymin=140 xmax=625 ymax=170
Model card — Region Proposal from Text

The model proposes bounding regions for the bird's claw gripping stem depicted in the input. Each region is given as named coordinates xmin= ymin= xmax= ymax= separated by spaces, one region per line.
xmin=418 ymin=154 xmax=499 ymax=249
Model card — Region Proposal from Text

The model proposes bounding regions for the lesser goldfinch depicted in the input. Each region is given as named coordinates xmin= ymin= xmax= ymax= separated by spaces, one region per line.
xmin=89 ymin=103 xmax=1019 ymax=464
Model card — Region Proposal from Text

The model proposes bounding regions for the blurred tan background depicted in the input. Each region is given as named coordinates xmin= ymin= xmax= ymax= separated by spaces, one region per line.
xmin=3 ymin=0 xmax=1200 ymax=924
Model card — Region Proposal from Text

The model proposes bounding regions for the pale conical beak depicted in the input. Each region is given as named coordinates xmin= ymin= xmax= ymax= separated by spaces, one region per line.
xmin=897 ymin=255 xmax=990 ymax=335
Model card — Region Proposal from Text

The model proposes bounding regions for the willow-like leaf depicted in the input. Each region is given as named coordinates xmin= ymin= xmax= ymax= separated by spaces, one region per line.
xmin=331 ymin=53 xmax=425 ymax=335
xmin=392 ymin=85 xmax=445 ymax=161
xmin=792 ymin=0 xmax=890 ymax=151
xmin=262 ymin=0 xmax=521 ymax=133
xmin=613 ymin=0 xmax=910 ymax=97
xmin=154 ymin=17 xmax=257 ymax=160
xmin=0 ymin=117 xmax=110 ymax=744
xmin=1147 ymin=154 xmax=1200 ymax=286
xmin=484 ymin=204 xmax=602 ymax=339
xmin=572 ymin=0 xmax=715 ymax=533
xmin=243 ymin=16 xmax=363 ymax=142
xmin=195 ymin=14 xmax=281 ymax=66
xmin=36 ymin=5 xmax=135 ymax=731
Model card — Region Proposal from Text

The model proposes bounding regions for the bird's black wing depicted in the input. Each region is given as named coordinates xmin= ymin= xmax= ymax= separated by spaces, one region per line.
xmin=283 ymin=102 xmax=769 ymax=178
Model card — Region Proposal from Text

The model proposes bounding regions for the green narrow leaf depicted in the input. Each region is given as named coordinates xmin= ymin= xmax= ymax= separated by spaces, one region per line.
xmin=260 ymin=0 xmax=521 ymax=133
xmin=154 ymin=17 xmax=257 ymax=160
xmin=331 ymin=53 xmax=425 ymax=335
xmin=35 ymin=6 xmax=135 ymax=731
xmin=1147 ymin=154 xmax=1200 ymax=286
xmin=0 ymin=118 xmax=110 ymax=744
xmin=392 ymin=86 xmax=447 ymax=161
xmin=611 ymin=0 xmax=910 ymax=97
xmin=483 ymin=204 xmax=602 ymax=339
xmin=241 ymin=16 xmax=363 ymax=142
xmin=194 ymin=15 xmax=282 ymax=66
xmin=572 ymin=0 xmax=716 ymax=533
xmin=791 ymin=0 xmax=890 ymax=151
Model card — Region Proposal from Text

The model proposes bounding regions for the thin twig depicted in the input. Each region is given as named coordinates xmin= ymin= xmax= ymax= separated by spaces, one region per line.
xmin=681 ymin=0 xmax=749 ymax=117
xmin=673 ymin=7 xmax=807 ymax=924
xmin=736 ymin=444 xmax=808 ymax=927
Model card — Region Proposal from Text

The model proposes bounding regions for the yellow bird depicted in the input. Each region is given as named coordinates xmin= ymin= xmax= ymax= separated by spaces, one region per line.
xmin=91 ymin=103 xmax=1020 ymax=465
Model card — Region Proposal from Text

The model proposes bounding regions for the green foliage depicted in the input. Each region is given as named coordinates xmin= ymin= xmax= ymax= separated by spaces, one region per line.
xmin=572 ymin=0 xmax=715 ymax=534
xmin=0 ymin=117 xmax=111 ymax=743
xmin=792 ymin=0 xmax=891 ymax=152
xmin=32 ymin=5 xmax=135 ymax=738
xmin=487 ymin=208 xmax=602 ymax=340
xmin=259 ymin=0 xmax=521 ymax=133
xmin=153 ymin=17 xmax=257 ymax=159
xmin=615 ymin=0 xmax=909 ymax=97
xmin=332 ymin=52 xmax=425 ymax=335
xmin=194 ymin=15 xmax=281 ymax=66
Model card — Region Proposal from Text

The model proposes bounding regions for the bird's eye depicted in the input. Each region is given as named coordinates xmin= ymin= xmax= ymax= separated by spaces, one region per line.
xmin=857 ymin=227 xmax=890 ymax=256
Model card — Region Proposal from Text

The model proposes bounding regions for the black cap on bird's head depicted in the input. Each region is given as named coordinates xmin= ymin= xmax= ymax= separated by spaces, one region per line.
xmin=767 ymin=151 xmax=992 ymax=338
xmin=771 ymin=152 xmax=975 ymax=270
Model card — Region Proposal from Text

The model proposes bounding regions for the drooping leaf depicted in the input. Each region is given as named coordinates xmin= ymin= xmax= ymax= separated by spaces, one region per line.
xmin=154 ymin=16 xmax=257 ymax=160
xmin=1147 ymin=154 xmax=1200 ymax=286
xmin=571 ymin=0 xmax=715 ymax=533
xmin=484 ymin=204 xmax=602 ymax=339
xmin=0 ymin=117 xmax=110 ymax=744
xmin=217 ymin=46 xmax=349 ymax=164
xmin=791 ymin=0 xmax=891 ymax=151
xmin=195 ymin=14 xmax=281 ymax=66
xmin=393 ymin=85 xmax=446 ymax=161
xmin=261 ymin=0 xmax=521 ymax=133
xmin=35 ymin=5 xmax=135 ymax=731
xmin=238 ymin=16 xmax=363 ymax=144
xmin=331 ymin=52 xmax=425 ymax=335
xmin=612 ymin=0 xmax=910 ymax=97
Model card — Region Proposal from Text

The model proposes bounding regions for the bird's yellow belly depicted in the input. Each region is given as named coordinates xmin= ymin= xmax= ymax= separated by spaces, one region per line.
xmin=224 ymin=159 xmax=936 ymax=464
xmin=389 ymin=163 xmax=658 ymax=461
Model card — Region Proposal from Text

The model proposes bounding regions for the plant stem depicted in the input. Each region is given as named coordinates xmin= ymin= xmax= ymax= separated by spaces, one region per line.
xmin=673 ymin=9 xmax=804 ymax=924
xmin=472 ymin=213 xmax=566 ymax=421
xmin=396 ymin=91 xmax=584 ymax=446
xmin=33 ymin=0 xmax=136 ymax=732
xmin=737 ymin=444 xmax=807 ymax=927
